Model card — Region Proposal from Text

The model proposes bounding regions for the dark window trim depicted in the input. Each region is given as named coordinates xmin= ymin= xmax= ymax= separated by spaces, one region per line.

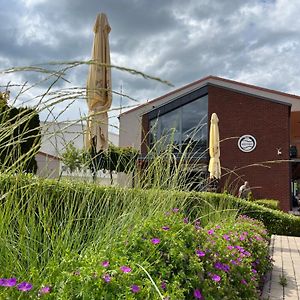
xmin=146 ymin=86 xmax=208 ymax=121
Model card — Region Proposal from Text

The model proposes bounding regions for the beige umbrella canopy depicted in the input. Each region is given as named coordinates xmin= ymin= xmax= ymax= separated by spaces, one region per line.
xmin=86 ymin=13 xmax=112 ymax=152
xmin=208 ymin=113 xmax=221 ymax=180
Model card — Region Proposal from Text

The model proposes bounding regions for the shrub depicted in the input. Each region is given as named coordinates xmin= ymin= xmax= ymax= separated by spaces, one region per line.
xmin=185 ymin=192 xmax=300 ymax=237
xmin=254 ymin=199 xmax=279 ymax=210
xmin=0 ymin=210 xmax=272 ymax=299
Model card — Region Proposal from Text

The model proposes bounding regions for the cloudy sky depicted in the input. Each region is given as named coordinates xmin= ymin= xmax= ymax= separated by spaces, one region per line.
xmin=1 ymin=0 xmax=300 ymax=131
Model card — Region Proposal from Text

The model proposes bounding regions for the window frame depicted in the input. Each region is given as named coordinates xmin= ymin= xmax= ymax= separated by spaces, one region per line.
xmin=144 ymin=86 xmax=209 ymax=161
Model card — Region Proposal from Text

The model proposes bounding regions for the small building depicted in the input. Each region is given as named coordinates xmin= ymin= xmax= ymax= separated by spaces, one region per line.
xmin=119 ymin=76 xmax=300 ymax=211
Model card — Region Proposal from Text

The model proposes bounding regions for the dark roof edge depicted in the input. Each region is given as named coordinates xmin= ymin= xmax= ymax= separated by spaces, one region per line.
xmin=120 ymin=75 xmax=298 ymax=117
xmin=207 ymin=83 xmax=292 ymax=107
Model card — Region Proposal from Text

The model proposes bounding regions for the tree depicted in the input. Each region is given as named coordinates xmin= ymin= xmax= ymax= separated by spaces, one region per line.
xmin=89 ymin=145 xmax=139 ymax=183
xmin=0 ymin=92 xmax=41 ymax=173
xmin=61 ymin=142 xmax=83 ymax=174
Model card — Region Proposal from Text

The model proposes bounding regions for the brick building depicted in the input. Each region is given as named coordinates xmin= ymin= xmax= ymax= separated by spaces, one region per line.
xmin=119 ymin=76 xmax=300 ymax=211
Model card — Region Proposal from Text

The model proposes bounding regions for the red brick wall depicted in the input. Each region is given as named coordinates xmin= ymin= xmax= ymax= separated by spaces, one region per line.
xmin=208 ymin=85 xmax=291 ymax=211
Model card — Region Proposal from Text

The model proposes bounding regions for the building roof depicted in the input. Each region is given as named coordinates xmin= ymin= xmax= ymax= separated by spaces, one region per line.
xmin=37 ymin=151 xmax=61 ymax=160
xmin=120 ymin=75 xmax=299 ymax=116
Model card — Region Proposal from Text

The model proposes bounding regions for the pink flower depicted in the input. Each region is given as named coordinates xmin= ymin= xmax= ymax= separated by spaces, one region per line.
xmin=17 ymin=282 xmax=33 ymax=292
xmin=211 ymin=274 xmax=221 ymax=282
xmin=196 ymin=250 xmax=205 ymax=257
xmin=194 ymin=289 xmax=203 ymax=299
xmin=120 ymin=266 xmax=132 ymax=273
xmin=223 ymin=234 xmax=230 ymax=241
xmin=102 ymin=274 xmax=111 ymax=282
xmin=131 ymin=284 xmax=140 ymax=293
xmin=161 ymin=281 xmax=167 ymax=290
xmin=101 ymin=260 xmax=109 ymax=267
xmin=151 ymin=238 xmax=161 ymax=245
xmin=38 ymin=286 xmax=51 ymax=295
xmin=0 ymin=278 xmax=17 ymax=287
xmin=208 ymin=229 xmax=214 ymax=235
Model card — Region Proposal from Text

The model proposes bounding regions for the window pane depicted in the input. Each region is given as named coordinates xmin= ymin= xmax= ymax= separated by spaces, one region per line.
xmin=181 ymin=95 xmax=208 ymax=155
xmin=148 ymin=94 xmax=208 ymax=157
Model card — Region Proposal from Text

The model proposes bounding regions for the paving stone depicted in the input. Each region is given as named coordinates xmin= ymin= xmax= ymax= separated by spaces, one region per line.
xmin=261 ymin=235 xmax=300 ymax=299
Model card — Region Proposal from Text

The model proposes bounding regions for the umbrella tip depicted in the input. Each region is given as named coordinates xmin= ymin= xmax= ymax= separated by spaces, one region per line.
xmin=94 ymin=13 xmax=110 ymax=33
xmin=211 ymin=113 xmax=219 ymax=122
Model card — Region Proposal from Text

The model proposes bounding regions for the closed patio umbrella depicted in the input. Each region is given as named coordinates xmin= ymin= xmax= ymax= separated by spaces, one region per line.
xmin=86 ymin=13 xmax=112 ymax=152
xmin=208 ymin=113 xmax=221 ymax=179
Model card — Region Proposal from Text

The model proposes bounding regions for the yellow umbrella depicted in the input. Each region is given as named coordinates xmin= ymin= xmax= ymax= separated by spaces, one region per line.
xmin=208 ymin=113 xmax=221 ymax=179
xmin=86 ymin=13 xmax=112 ymax=152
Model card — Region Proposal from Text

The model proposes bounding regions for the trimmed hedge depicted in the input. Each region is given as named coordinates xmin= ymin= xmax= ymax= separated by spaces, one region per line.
xmin=1 ymin=173 xmax=300 ymax=237
xmin=185 ymin=192 xmax=300 ymax=237
xmin=254 ymin=199 xmax=279 ymax=211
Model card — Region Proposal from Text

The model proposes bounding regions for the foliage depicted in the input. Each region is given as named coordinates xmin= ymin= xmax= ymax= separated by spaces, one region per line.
xmin=0 ymin=205 xmax=272 ymax=299
xmin=61 ymin=142 xmax=85 ymax=173
xmin=0 ymin=101 xmax=40 ymax=173
xmin=185 ymin=192 xmax=300 ymax=237
xmin=91 ymin=144 xmax=139 ymax=174
xmin=254 ymin=199 xmax=279 ymax=210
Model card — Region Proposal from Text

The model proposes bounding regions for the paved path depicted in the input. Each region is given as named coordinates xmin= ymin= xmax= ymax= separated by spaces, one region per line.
xmin=261 ymin=235 xmax=300 ymax=300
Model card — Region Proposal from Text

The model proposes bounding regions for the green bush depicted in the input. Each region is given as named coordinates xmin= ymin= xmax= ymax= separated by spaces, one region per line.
xmin=185 ymin=192 xmax=300 ymax=237
xmin=0 ymin=210 xmax=272 ymax=299
xmin=254 ymin=199 xmax=279 ymax=210
xmin=0 ymin=104 xmax=41 ymax=173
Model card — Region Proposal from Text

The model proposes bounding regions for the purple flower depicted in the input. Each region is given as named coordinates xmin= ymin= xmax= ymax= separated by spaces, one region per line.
xmin=102 ymin=274 xmax=111 ymax=283
xmin=120 ymin=266 xmax=132 ymax=273
xmin=17 ymin=282 xmax=33 ymax=292
xmin=223 ymin=234 xmax=230 ymax=241
xmin=194 ymin=289 xmax=203 ymax=299
xmin=214 ymin=262 xmax=223 ymax=270
xmin=162 ymin=226 xmax=170 ymax=231
xmin=195 ymin=225 xmax=201 ymax=231
xmin=241 ymin=279 xmax=247 ymax=285
xmin=0 ymin=278 xmax=17 ymax=287
xmin=131 ymin=284 xmax=140 ymax=293
xmin=38 ymin=286 xmax=51 ymax=295
xmin=172 ymin=208 xmax=179 ymax=213
xmin=183 ymin=217 xmax=189 ymax=224
xmin=161 ymin=281 xmax=167 ymax=290
xmin=227 ymin=245 xmax=234 ymax=250
xmin=230 ymin=260 xmax=237 ymax=265
xmin=101 ymin=260 xmax=109 ymax=267
xmin=211 ymin=274 xmax=221 ymax=282
xmin=207 ymin=229 xmax=214 ymax=235
xmin=196 ymin=250 xmax=205 ymax=257
xmin=252 ymin=269 xmax=257 ymax=274
xmin=222 ymin=264 xmax=230 ymax=273
xmin=151 ymin=238 xmax=161 ymax=245
xmin=215 ymin=225 xmax=221 ymax=229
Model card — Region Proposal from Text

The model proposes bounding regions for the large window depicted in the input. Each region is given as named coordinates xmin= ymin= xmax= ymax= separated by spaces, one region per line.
xmin=149 ymin=95 xmax=208 ymax=157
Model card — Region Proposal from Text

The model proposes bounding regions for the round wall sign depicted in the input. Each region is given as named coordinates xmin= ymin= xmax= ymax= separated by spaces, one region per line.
xmin=238 ymin=135 xmax=257 ymax=153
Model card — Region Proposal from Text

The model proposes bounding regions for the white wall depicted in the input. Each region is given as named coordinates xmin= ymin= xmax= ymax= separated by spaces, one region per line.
xmin=37 ymin=121 xmax=119 ymax=180
xmin=36 ymin=152 xmax=60 ymax=178
xmin=40 ymin=121 xmax=119 ymax=157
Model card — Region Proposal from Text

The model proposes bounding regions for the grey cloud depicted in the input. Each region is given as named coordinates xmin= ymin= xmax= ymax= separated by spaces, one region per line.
xmin=1 ymin=0 xmax=300 ymax=127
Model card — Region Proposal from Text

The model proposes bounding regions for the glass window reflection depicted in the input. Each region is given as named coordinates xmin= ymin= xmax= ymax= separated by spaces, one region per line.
xmin=148 ymin=95 xmax=208 ymax=157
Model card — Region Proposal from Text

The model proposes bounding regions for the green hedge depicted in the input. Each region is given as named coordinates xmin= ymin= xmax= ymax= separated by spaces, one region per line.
xmin=254 ymin=199 xmax=279 ymax=210
xmin=184 ymin=192 xmax=300 ymax=236
xmin=1 ymin=173 xmax=300 ymax=237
